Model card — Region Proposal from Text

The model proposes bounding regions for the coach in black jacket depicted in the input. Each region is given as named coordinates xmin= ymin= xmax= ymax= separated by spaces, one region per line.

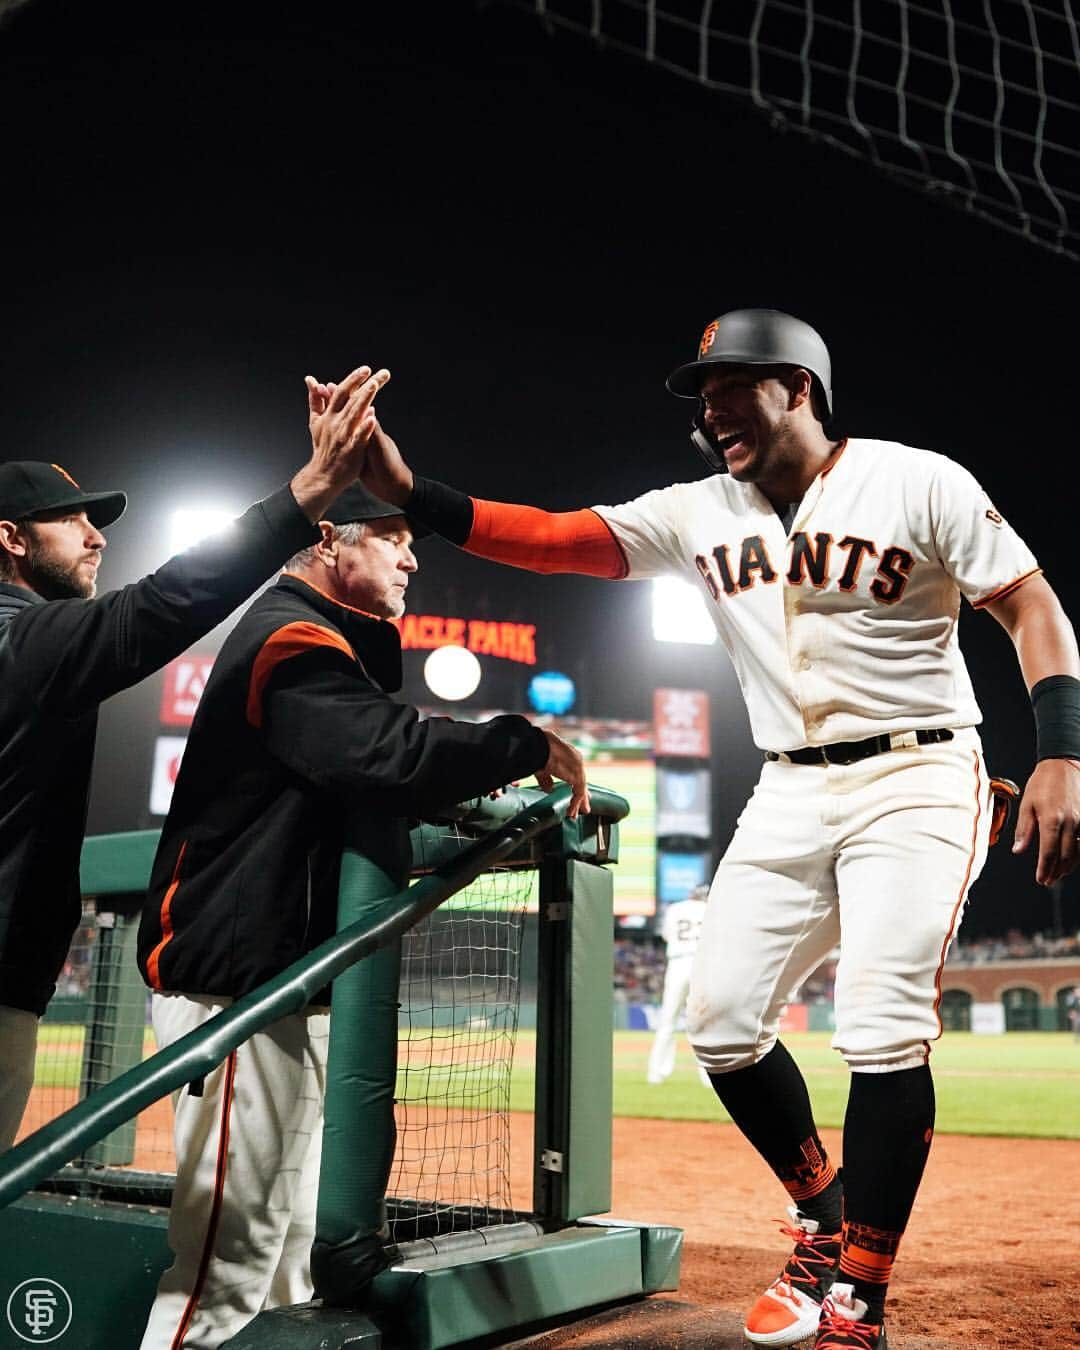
xmin=0 ymin=363 xmax=391 ymax=1150
xmin=134 ymin=482 xmax=584 ymax=1350
xmin=136 ymin=492 xmax=571 ymax=997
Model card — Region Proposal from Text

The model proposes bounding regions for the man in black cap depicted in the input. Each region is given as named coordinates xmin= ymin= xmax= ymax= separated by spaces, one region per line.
xmin=134 ymin=482 xmax=585 ymax=1350
xmin=0 ymin=364 xmax=392 ymax=1151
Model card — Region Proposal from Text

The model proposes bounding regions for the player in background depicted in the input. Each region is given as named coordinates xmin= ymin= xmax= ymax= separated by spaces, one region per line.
xmin=0 ymin=365 xmax=391 ymax=1152
xmin=329 ymin=308 xmax=1080 ymax=1349
xmin=647 ymin=883 xmax=708 ymax=1085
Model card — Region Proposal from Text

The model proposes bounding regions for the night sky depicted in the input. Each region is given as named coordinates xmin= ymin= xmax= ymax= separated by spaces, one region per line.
xmin=2 ymin=0 xmax=1077 ymax=935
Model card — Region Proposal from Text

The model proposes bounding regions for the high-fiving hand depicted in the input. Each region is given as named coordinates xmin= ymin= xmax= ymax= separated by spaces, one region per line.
xmin=290 ymin=366 xmax=391 ymax=522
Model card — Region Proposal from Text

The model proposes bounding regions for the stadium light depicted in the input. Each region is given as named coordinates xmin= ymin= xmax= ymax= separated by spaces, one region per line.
xmin=168 ymin=507 xmax=239 ymax=558
xmin=651 ymin=577 xmax=717 ymax=645
xmin=424 ymin=644 xmax=482 ymax=701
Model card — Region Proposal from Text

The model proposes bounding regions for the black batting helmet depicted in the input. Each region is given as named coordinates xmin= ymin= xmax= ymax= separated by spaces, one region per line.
xmin=666 ymin=308 xmax=833 ymax=473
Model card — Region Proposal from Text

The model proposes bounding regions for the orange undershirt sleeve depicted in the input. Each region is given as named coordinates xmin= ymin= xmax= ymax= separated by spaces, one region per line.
xmin=465 ymin=500 xmax=629 ymax=579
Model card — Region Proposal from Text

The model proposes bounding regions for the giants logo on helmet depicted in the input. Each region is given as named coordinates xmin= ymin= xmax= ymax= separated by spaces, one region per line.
xmin=698 ymin=321 xmax=719 ymax=357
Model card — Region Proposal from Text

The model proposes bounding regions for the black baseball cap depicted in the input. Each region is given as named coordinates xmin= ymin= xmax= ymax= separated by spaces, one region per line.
xmin=323 ymin=482 xmax=429 ymax=538
xmin=0 ymin=461 xmax=127 ymax=529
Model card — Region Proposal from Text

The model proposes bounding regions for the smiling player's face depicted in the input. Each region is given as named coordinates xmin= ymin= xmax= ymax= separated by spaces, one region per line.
xmin=699 ymin=365 xmax=801 ymax=484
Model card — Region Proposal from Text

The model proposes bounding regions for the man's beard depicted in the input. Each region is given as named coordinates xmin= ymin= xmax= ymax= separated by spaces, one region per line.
xmin=23 ymin=529 xmax=96 ymax=600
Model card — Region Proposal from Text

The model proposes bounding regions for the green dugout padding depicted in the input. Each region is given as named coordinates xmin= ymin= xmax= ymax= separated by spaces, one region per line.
xmin=0 ymin=788 xmax=684 ymax=1349
xmin=79 ymin=829 xmax=161 ymax=896
xmin=312 ymin=848 xmax=402 ymax=1300
xmin=41 ymin=996 xmax=87 ymax=1024
xmin=534 ymin=858 xmax=614 ymax=1223
xmin=225 ymin=1222 xmax=682 ymax=1350
xmin=0 ymin=1197 xmax=680 ymax=1350
xmin=0 ymin=1193 xmax=170 ymax=1350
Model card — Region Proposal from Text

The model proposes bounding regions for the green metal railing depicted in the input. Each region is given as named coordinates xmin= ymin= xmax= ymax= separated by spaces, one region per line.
xmin=0 ymin=784 xmax=628 ymax=1212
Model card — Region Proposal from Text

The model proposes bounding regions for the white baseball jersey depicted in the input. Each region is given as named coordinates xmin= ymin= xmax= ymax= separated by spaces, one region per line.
xmin=660 ymin=896 xmax=707 ymax=958
xmin=593 ymin=439 xmax=1038 ymax=751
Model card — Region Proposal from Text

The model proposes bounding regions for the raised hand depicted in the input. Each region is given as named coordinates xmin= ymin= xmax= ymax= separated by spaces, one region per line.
xmin=291 ymin=366 xmax=391 ymax=522
xmin=358 ymin=418 xmax=415 ymax=507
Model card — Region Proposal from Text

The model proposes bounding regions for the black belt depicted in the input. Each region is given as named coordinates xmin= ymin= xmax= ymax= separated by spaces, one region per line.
xmin=766 ymin=728 xmax=955 ymax=766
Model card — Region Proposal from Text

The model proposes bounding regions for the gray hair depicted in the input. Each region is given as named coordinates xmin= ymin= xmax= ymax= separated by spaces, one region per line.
xmin=284 ymin=520 xmax=368 ymax=572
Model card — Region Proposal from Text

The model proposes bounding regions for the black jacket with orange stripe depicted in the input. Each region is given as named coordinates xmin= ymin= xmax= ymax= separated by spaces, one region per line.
xmin=0 ymin=487 xmax=321 ymax=1017
xmin=136 ymin=573 xmax=549 ymax=1001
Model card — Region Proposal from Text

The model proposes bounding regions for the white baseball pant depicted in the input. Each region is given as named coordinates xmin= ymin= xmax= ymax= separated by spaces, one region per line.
xmin=646 ymin=955 xmax=693 ymax=1083
xmin=139 ymin=993 xmax=329 ymax=1350
xmin=686 ymin=728 xmax=991 ymax=1075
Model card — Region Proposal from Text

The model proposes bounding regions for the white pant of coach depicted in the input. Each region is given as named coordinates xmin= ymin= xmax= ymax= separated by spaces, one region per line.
xmin=687 ymin=728 xmax=991 ymax=1076
xmin=139 ymin=994 xmax=329 ymax=1350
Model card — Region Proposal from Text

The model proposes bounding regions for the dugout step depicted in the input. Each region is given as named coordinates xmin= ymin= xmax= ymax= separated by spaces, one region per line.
xmin=221 ymin=1220 xmax=682 ymax=1350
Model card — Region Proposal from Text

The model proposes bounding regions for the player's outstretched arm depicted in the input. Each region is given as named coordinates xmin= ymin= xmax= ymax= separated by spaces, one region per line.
xmin=351 ymin=420 xmax=628 ymax=579
xmin=985 ymin=575 xmax=1080 ymax=885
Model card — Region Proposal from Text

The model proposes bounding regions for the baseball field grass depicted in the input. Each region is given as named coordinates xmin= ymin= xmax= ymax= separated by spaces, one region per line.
xmin=510 ymin=1029 xmax=1080 ymax=1139
xmin=34 ymin=1025 xmax=1078 ymax=1139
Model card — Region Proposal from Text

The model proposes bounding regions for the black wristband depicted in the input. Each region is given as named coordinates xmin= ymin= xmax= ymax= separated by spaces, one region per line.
xmin=1030 ymin=675 xmax=1080 ymax=761
xmin=405 ymin=476 xmax=474 ymax=547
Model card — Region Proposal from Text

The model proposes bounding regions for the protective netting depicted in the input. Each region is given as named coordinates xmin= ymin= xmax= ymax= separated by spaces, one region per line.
xmin=25 ymin=904 xmax=181 ymax=1178
xmin=494 ymin=0 xmax=1080 ymax=259
xmin=25 ymin=862 xmax=535 ymax=1241
xmin=389 ymin=857 xmax=534 ymax=1242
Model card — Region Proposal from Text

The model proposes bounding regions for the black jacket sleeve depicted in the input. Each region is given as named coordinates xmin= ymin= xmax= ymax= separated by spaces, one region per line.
xmin=8 ymin=486 xmax=318 ymax=716
xmin=260 ymin=647 xmax=550 ymax=815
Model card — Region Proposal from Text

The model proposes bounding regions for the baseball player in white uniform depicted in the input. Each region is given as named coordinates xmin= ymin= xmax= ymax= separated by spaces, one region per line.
xmin=647 ymin=884 xmax=707 ymax=1084
xmin=321 ymin=307 xmax=1080 ymax=1349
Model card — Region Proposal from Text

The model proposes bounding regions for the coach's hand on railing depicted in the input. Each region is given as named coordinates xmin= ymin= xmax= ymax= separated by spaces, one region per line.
xmin=535 ymin=730 xmax=591 ymax=820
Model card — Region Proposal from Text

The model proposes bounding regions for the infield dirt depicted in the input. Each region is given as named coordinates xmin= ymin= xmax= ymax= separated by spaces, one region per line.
xmin=507 ymin=1117 xmax=1079 ymax=1349
xmin=19 ymin=1097 xmax=1075 ymax=1345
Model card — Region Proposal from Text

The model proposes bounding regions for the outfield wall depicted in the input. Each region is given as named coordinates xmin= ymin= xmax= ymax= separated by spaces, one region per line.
xmin=614 ymin=1002 xmax=836 ymax=1034
xmin=939 ymin=958 xmax=1080 ymax=1031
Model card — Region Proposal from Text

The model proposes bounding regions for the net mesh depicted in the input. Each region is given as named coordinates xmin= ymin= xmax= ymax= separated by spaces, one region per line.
xmin=389 ymin=857 xmax=534 ymax=1241
xmin=24 ymin=905 xmax=175 ymax=1178
xmin=24 ymin=859 xmax=535 ymax=1238
xmin=493 ymin=0 xmax=1080 ymax=259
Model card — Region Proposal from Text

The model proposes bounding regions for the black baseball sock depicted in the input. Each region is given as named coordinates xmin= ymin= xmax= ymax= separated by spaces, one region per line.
xmin=840 ymin=1064 xmax=936 ymax=1324
xmin=709 ymin=1041 xmax=842 ymax=1231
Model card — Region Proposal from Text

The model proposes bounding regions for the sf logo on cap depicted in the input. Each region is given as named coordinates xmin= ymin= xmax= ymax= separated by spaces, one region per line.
xmin=50 ymin=464 xmax=81 ymax=489
xmin=698 ymin=322 xmax=719 ymax=357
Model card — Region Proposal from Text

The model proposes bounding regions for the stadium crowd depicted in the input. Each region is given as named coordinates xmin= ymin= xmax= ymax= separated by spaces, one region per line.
xmin=946 ymin=927 xmax=1080 ymax=964
xmin=615 ymin=925 xmax=1080 ymax=1003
